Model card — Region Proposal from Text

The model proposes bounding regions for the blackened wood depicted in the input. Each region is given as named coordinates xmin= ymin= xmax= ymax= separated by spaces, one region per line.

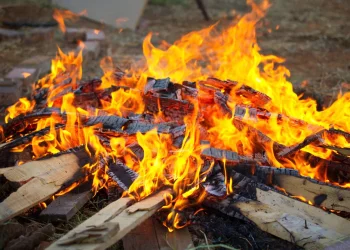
xmin=214 ymin=91 xmax=231 ymax=114
xmin=107 ymin=160 xmax=138 ymax=190
xmin=203 ymin=195 xmax=252 ymax=223
xmin=239 ymin=164 xmax=350 ymax=212
xmin=143 ymin=94 xmax=194 ymax=121
xmin=0 ymin=124 xmax=64 ymax=153
xmin=124 ymin=121 xmax=171 ymax=134
xmin=277 ymin=130 xmax=325 ymax=159
xmin=2 ymin=107 xmax=62 ymax=140
xmin=144 ymin=77 xmax=170 ymax=94
xmin=201 ymin=147 xmax=256 ymax=166
xmin=128 ymin=142 xmax=144 ymax=161
xmin=85 ymin=115 xmax=129 ymax=131
xmin=200 ymin=78 xmax=271 ymax=107
xmin=40 ymin=181 xmax=92 ymax=222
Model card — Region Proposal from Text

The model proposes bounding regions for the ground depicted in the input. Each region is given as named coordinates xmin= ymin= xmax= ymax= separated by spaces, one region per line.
xmin=0 ymin=0 xmax=349 ymax=249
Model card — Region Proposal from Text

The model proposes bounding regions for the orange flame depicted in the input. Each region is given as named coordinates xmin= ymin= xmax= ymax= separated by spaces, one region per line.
xmin=53 ymin=9 xmax=87 ymax=33
xmin=3 ymin=0 xmax=350 ymax=233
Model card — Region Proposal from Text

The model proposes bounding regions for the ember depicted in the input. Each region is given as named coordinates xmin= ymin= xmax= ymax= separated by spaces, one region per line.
xmin=1 ymin=0 xmax=350 ymax=249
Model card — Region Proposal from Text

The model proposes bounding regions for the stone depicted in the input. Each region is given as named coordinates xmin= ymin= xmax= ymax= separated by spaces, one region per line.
xmin=5 ymin=67 xmax=38 ymax=96
xmin=0 ymin=80 xmax=23 ymax=106
xmin=25 ymin=27 xmax=55 ymax=43
xmin=76 ymin=41 xmax=101 ymax=61
xmin=86 ymin=29 xmax=105 ymax=41
xmin=0 ymin=28 xmax=23 ymax=41
xmin=19 ymin=55 xmax=52 ymax=77
xmin=64 ymin=27 xmax=86 ymax=43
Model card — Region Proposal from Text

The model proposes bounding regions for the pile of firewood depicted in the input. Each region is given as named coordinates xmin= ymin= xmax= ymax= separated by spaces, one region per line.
xmin=1 ymin=61 xmax=350 ymax=250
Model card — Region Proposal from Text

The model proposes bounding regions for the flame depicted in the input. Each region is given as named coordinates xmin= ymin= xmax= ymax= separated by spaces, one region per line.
xmin=94 ymin=29 xmax=100 ymax=34
xmin=53 ymin=9 xmax=87 ymax=33
xmin=22 ymin=72 xmax=31 ymax=78
xmin=5 ymin=98 xmax=35 ymax=123
xmin=3 ymin=0 xmax=350 ymax=233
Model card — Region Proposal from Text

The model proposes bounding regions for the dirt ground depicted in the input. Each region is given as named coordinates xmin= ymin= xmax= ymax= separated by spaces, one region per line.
xmin=0 ymin=0 xmax=349 ymax=249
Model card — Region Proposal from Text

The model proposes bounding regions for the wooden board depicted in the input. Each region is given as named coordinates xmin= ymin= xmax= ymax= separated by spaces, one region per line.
xmin=0 ymin=167 xmax=13 ymax=176
xmin=234 ymin=199 xmax=348 ymax=250
xmin=274 ymin=175 xmax=350 ymax=212
xmin=123 ymin=218 xmax=160 ymax=250
xmin=40 ymin=182 xmax=93 ymax=222
xmin=4 ymin=152 xmax=85 ymax=183
xmin=123 ymin=217 xmax=194 ymax=250
xmin=47 ymin=189 xmax=170 ymax=250
xmin=0 ymin=152 xmax=89 ymax=223
xmin=256 ymin=188 xmax=350 ymax=235
xmin=159 ymin=224 xmax=194 ymax=250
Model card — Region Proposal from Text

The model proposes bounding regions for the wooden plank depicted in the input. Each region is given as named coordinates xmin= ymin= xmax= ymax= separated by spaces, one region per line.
xmin=123 ymin=218 xmax=160 ymax=250
xmin=325 ymin=237 xmax=350 ymax=250
xmin=4 ymin=150 xmax=87 ymax=183
xmin=153 ymin=219 xmax=194 ymax=250
xmin=0 ymin=167 xmax=13 ymax=176
xmin=274 ymin=175 xmax=350 ymax=212
xmin=40 ymin=182 xmax=93 ymax=222
xmin=234 ymin=200 xmax=347 ymax=250
xmin=47 ymin=189 xmax=170 ymax=250
xmin=0 ymin=151 xmax=90 ymax=223
xmin=123 ymin=217 xmax=194 ymax=250
xmin=256 ymin=188 xmax=350 ymax=235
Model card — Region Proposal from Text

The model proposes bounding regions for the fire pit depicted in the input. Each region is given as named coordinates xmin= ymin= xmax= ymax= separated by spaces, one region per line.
xmin=1 ymin=0 xmax=350 ymax=249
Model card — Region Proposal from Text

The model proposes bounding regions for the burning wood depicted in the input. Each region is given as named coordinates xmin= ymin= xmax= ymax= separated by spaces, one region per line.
xmin=1 ymin=0 xmax=350 ymax=249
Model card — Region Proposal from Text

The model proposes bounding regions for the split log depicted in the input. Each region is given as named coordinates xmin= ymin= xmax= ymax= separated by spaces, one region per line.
xmin=233 ymin=197 xmax=347 ymax=249
xmin=0 ymin=148 xmax=90 ymax=223
xmin=236 ymin=165 xmax=350 ymax=212
xmin=207 ymin=193 xmax=349 ymax=250
xmin=256 ymin=188 xmax=350 ymax=234
xmin=47 ymin=189 xmax=170 ymax=250
xmin=214 ymin=168 xmax=350 ymax=233
xmin=273 ymin=174 xmax=350 ymax=212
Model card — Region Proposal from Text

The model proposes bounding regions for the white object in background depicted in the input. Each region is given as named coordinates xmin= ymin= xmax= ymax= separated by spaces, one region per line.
xmin=52 ymin=0 xmax=148 ymax=30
